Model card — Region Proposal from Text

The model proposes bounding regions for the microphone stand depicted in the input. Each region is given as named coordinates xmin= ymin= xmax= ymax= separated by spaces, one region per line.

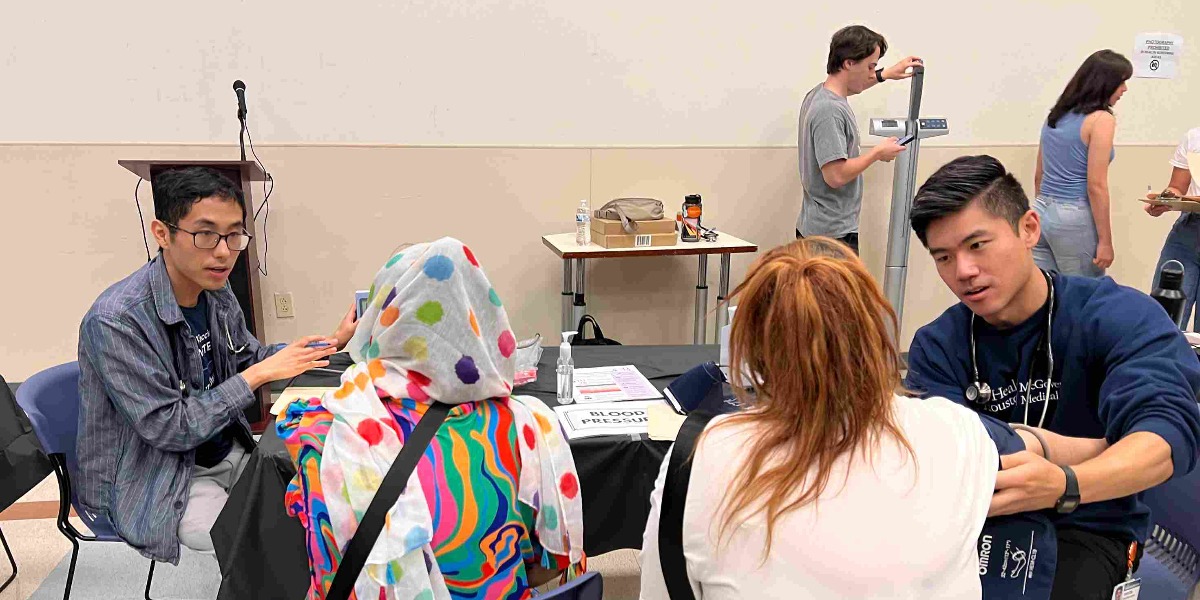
xmin=238 ymin=113 xmax=247 ymax=161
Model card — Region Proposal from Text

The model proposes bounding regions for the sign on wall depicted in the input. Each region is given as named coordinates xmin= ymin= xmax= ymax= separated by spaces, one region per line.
xmin=1134 ymin=33 xmax=1184 ymax=79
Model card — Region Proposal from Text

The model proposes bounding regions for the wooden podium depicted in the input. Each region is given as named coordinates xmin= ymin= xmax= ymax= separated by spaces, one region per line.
xmin=119 ymin=159 xmax=273 ymax=431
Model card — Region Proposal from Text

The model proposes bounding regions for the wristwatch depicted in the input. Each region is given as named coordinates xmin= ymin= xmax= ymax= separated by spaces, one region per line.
xmin=875 ymin=68 xmax=885 ymax=83
xmin=1055 ymin=465 xmax=1080 ymax=513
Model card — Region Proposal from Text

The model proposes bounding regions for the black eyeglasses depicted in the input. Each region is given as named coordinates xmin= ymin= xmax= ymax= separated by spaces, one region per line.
xmin=165 ymin=223 xmax=253 ymax=251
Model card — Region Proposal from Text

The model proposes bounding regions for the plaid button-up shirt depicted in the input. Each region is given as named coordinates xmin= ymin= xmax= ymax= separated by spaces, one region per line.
xmin=76 ymin=257 xmax=275 ymax=563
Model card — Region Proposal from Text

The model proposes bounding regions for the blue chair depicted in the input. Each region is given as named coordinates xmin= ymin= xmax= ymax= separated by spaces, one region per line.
xmin=538 ymin=571 xmax=603 ymax=600
xmin=15 ymin=362 xmax=157 ymax=600
xmin=0 ymin=525 xmax=15 ymax=594
xmin=1139 ymin=458 xmax=1200 ymax=599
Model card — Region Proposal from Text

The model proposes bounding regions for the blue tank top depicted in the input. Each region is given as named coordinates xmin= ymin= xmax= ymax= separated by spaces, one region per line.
xmin=1039 ymin=112 xmax=1116 ymax=201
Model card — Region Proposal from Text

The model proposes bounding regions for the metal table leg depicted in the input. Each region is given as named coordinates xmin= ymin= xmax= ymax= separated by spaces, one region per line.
xmin=572 ymin=258 xmax=586 ymax=330
xmin=561 ymin=259 xmax=573 ymax=332
xmin=694 ymin=255 xmax=709 ymax=344
xmin=714 ymin=254 xmax=731 ymax=339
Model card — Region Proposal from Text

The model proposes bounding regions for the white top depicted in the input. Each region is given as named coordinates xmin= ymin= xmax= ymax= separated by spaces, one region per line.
xmin=1170 ymin=127 xmax=1200 ymax=197
xmin=639 ymin=395 xmax=998 ymax=600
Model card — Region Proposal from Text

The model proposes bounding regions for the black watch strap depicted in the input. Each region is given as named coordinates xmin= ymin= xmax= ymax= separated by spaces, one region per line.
xmin=1055 ymin=465 xmax=1080 ymax=513
xmin=875 ymin=68 xmax=885 ymax=83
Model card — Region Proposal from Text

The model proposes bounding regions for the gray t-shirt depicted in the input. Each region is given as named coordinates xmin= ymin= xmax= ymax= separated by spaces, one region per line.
xmin=797 ymin=84 xmax=862 ymax=238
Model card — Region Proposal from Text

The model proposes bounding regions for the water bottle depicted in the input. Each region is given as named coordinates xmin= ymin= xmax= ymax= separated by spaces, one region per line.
xmin=681 ymin=194 xmax=702 ymax=242
xmin=575 ymin=199 xmax=591 ymax=246
xmin=556 ymin=331 xmax=575 ymax=404
xmin=1151 ymin=260 xmax=1187 ymax=329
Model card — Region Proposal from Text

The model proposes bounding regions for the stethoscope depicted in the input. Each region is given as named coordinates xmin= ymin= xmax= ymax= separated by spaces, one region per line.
xmin=178 ymin=320 xmax=251 ymax=396
xmin=965 ymin=269 xmax=1056 ymax=428
xmin=225 ymin=321 xmax=249 ymax=353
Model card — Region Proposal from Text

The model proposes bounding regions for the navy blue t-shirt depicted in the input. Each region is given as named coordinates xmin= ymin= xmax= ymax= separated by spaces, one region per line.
xmin=906 ymin=272 xmax=1200 ymax=544
xmin=181 ymin=293 xmax=234 ymax=468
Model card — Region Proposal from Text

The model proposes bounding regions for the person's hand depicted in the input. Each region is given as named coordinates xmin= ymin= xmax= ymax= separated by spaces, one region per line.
xmin=872 ymin=138 xmax=906 ymax=163
xmin=1094 ymin=241 xmax=1114 ymax=269
xmin=882 ymin=56 xmax=924 ymax=81
xmin=243 ymin=335 xmax=339 ymax=389
xmin=1144 ymin=203 xmax=1172 ymax=217
xmin=1014 ymin=429 xmax=1044 ymax=457
xmin=332 ymin=304 xmax=357 ymax=350
xmin=989 ymin=451 xmax=1068 ymax=517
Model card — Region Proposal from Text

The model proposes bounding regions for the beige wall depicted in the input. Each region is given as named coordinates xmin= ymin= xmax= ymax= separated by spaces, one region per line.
xmin=0 ymin=142 xmax=1180 ymax=380
xmin=2 ymin=1 xmax=1195 ymax=145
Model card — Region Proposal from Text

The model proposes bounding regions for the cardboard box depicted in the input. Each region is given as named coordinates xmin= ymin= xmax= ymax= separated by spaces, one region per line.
xmin=591 ymin=217 xmax=677 ymax=236
xmin=593 ymin=231 xmax=678 ymax=249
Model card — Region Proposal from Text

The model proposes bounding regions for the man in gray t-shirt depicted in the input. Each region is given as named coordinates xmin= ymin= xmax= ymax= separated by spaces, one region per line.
xmin=797 ymin=25 xmax=922 ymax=253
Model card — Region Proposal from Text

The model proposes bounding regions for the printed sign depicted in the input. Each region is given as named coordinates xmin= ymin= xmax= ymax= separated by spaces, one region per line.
xmin=1133 ymin=33 xmax=1183 ymax=79
xmin=553 ymin=400 xmax=658 ymax=439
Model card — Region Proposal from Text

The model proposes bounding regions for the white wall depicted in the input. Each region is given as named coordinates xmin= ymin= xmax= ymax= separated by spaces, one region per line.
xmin=2 ymin=0 xmax=1194 ymax=146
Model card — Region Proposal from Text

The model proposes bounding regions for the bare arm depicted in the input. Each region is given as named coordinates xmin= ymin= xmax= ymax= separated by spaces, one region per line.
xmin=990 ymin=431 xmax=1174 ymax=516
xmin=1034 ymin=144 xmax=1044 ymax=197
xmin=1013 ymin=426 xmax=1109 ymax=466
xmin=1085 ymin=112 xmax=1116 ymax=268
xmin=1167 ymin=166 xmax=1193 ymax=197
xmin=821 ymin=147 xmax=883 ymax=188
xmin=1076 ymin=431 xmax=1174 ymax=503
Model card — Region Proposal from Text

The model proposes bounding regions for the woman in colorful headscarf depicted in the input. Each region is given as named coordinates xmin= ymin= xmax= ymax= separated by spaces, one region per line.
xmin=278 ymin=237 xmax=585 ymax=600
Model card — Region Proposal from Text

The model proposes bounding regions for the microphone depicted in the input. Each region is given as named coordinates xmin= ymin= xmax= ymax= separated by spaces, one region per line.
xmin=1151 ymin=259 xmax=1187 ymax=329
xmin=232 ymin=80 xmax=248 ymax=120
xmin=233 ymin=80 xmax=248 ymax=160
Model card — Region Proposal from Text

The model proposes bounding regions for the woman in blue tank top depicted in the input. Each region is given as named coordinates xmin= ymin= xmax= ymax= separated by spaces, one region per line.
xmin=1034 ymin=50 xmax=1132 ymax=277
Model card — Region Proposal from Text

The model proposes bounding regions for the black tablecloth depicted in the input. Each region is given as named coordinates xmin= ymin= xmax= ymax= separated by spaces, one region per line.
xmin=213 ymin=344 xmax=717 ymax=600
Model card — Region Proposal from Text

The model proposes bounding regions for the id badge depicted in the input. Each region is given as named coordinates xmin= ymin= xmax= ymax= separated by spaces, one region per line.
xmin=1110 ymin=579 xmax=1141 ymax=600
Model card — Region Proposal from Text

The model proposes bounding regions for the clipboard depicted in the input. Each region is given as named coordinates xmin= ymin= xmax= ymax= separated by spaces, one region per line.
xmin=1141 ymin=197 xmax=1200 ymax=212
xmin=1143 ymin=152 xmax=1200 ymax=211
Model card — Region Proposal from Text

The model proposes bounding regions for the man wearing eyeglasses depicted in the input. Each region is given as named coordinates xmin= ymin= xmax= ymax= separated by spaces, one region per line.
xmin=76 ymin=167 xmax=357 ymax=563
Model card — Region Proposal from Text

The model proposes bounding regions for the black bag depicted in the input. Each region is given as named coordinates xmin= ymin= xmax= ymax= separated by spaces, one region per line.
xmin=0 ymin=374 xmax=53 ymax=511
xmin=572 ymin=315 xmax=621 ymax=346
xmin=658 ymin=410 xmax=716 ymax=600
xmin=326 ymin=402 xmax=451 ymax=600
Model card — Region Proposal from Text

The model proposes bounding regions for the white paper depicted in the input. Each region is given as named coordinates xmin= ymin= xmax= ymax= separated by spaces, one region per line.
xmin=1133 ymin=33 xmax=1183 ymax=79
xmin=571 ymin=365 xmax=664 ymax=403
xmin=647 ymin=401 xmax=687 ymax=441
xmin=271 ymin=386 xmax=338 ymax=415
xmin=554 ymin=400 xmax=660 ymax=439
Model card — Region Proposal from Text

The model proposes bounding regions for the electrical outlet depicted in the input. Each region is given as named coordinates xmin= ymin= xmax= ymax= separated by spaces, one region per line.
xmin=274 ymin=292 xmax=295 ymax=318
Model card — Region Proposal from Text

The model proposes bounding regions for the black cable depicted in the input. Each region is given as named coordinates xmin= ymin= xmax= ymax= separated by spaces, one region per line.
xmin=134 ymin=178 xmax=152 ymax=262
xmin=244 ymin=123 xmax=274 ymax=277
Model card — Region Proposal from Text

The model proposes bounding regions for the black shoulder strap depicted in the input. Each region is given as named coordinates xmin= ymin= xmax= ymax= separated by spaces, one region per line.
xmin=327 ymin=401 xmax=452 ymax=600
xmin=658 ymin=411 xmax=716 ymax=600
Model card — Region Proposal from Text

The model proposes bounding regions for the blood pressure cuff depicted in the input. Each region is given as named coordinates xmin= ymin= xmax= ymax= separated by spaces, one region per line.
xmin=975 ymin=412 xmax=1057 ymax=599
xmin=978 ymin=513 xmax=1057 ymax=599
xmin=663 ymin=362 xmax=741 ymax=415
xmin=978 ymin=411 xmax=1027 ymax=456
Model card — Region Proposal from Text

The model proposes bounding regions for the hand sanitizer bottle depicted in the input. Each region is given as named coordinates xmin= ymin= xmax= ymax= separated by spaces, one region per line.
xmin=719 ymin=305 xmax=737 ymax=380
xmin=557 ymin=332 xmax=575 ymax=404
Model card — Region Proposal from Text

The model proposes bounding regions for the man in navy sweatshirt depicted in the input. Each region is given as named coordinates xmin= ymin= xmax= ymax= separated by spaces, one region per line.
xmin=904 ymin=155 xmax=1200 ymax=599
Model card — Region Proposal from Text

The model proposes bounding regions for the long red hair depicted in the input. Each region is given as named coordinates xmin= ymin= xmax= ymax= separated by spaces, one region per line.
xmin=714 ymin=237 xmax=914 ymax=553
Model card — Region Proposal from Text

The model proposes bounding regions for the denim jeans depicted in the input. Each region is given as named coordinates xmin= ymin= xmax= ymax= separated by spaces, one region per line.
xmin=1033 ymin=195 xmax=1105 ymax=278
xmin=1151 ymin=213 xmax=1200 ymax=331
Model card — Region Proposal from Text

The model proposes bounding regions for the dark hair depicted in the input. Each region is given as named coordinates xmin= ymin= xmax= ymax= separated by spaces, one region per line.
xmin=826 ymin=25 xmax=888 ymax=75
xmin=909 ymin=155 xmax=1030 ymax=246
xmin=152 ymin=167 xmax=246 ymax=225
xmin=1047 ymin=50 xmax=1133 ymax=128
